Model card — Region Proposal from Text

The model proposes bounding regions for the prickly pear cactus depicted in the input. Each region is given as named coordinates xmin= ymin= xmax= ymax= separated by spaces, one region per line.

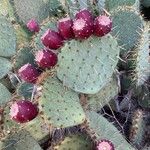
xmin=38 ymin=76 xmax=86 ymax=128
xmin=0 ymin=83 xmax=11 ymax=106
xmin=86 ymin=111 xmax=135 ymax=150
xmin=105 ymin=0 xmax=137 ymax=11
xmin=0 ymin=0 xmax=149 ymax=149
xmin=129 ymin=109 xmax=145 ymax=149
xmin=52 ymin=134 xmax=93 ymax=150
xmin=12 ymin=0 xmax=50 ymax=23
xmin=135 ymin=23 xmax=150 ymax=86
xmin=0 ymin=16 xmax=16 ymax=57
xmin=0 ymin=130 xmax=42 ymax=150
xmin=57 ymin=34 xmax=120 ymax=94
xmin=111 ymin=7 xmax=143 ymax=54
xmin=24 ymin=116 xmax=50 ymax=144
xmin=86 ymin=76 xmax=119 ymax=111
xmin=0 ymin=57 xmax=12 ymax=79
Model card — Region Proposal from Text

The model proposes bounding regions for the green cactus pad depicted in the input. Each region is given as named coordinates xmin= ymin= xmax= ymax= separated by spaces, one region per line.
xmin=57 ymin=35 xmax=120 ymax=94
xmin=38 ymin=76 xmax=85 ymax=128
xmin=129 ymin=109 xmax=145 ymax=148
xmin=111 ymin=7 xmax=143 ymax=54
xmin=14 ymin=25 xmax=32 ymax=47
xmin=0 ymin=83 xmax=11 ymax=106
xmin=135 ymin=25 xmax=150 ymax=86
xmin=34 ymin=20 xmax=57 ymax=50
xmin=17 ymin=82 xmax=34 ymax=99
xmin=0 ymin=130 xmax=42 ymax=150
xmin=2 ymin=106 xmax=20 ymax=135
xmin=86 ymin=111 xmax=135 ymax=150
xmin=13 ymin=0 xmax=50 ymax=23
xmin=0 ymin=16 xmax=16 ymax=57
xmin=87 ymin=76 xmax=119 ymax=111
xmin=24 ymin=116 xmax=50 ymax=144
xmin=105 ymin=0 xmax=136 ymax=11
xmin=0 ymin=57 xmax=12 ymax=79
xmin=13 ymin=47 xmax=35 ymax=70
xmin=53 ymin=134 xmax=93 ymax=150
xmin=137 ymin=84 xmax=150 ymax=108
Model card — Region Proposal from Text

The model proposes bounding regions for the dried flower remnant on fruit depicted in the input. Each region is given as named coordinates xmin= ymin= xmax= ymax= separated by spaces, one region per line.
xmin=94 ymin=15 xmax=112 ymax=37
xmin=97 ymin=139 xmax=115 ymax=150
xmin=73 ymin=18 xmax=94 ymax=39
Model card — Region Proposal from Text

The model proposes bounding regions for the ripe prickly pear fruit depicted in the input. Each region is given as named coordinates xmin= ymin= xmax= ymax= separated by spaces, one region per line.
xmin=41 ymin=29 xmax=64 ymax=50
xmin=58 ymin=17 xmax=74 ymax=40
xmin=10 ymin=100 xmax=38 ymax=123
xmin=75 ymin=9 xmax=94 ymax=22
xmin=73 ymin=18 xmax=94 ymax=39
xmin=18 ymin=63 xmax=40 ymax=83
xmin=35 ymin=49 xmax=58 ymax=69
xmin=94 ymin=15 xmax=112 ymax=37
xmin=26 ymin=19 xmax=40 ymax=32
xmin=97 ymin=139 xmax=114 ymax=150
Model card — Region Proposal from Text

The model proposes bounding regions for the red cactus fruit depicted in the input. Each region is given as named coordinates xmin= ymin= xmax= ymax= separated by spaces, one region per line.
xmin=97 ymin=139 xmax=115 ymax=150
xmin=18 ymin=63 xmax=40 ymax=83
xmin=75 ymin=9 xmax=94 ymax=22
xmin=35 ymin=49 xmax=58 ymax=69
xmin=94 ymin=15 xmax=112 ymax=37
xmin=26 ymin=19 xmax=40 ymax=32
xmin=41 ymin=29 xmax=64 ymax=50
xmin=10 ymin=100 xmax=38 ymax=123
xmin=58 ymin=17 xmax=74 ymax=40
xmin=73 ymin=18 xmax=94 ymax=39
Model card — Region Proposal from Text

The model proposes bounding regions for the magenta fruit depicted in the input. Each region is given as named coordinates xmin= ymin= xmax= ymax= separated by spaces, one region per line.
xmin=94 ymin=15 xmax=112 ymax=37
xmin=73 ymin=18 xmax=93 ymax=39
xmin=10 ymin=100 xmax=38 ymax=123
xmin=18 ymin=63 xmax=40 ymax=83
xmin=35 ymin=49 xmax=58 ymax=69
xmin=58 ymin=17 xmax=74 ymax=40
xmin=75 ymin=9 xmax=94 ymax=22
xmin=26 ymin=19 xmax=40 ymax=32
xmin=97 ymin=139 xmax=114 ymax=150
xmin=41 ymin=29 xmax=64 ymax=50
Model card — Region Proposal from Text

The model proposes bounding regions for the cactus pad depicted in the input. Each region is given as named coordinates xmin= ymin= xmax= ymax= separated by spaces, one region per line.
xmin=0 ymin=130 xmax=42 ymax=150
xmin=17 ymin=82 xmax=34 ymax=99
xmin=105 ymin=0 xmax=136 ymax=11
xmin=13 ymin=0 xmax=50 ymax=23
xmin=86 ymin=111 xmax=135 ymax=150
xmin=24 ymin=116 xmax=50 ymax=144
xmin=0 ymin=16 xmax=16 ymax=57
xmin=129 ymin=109 xmax=145 ymax=148
xmin=53 ymin=134 xmax=93 ymax=150
xmin=87 ymin=76 xmax=119 ymax=111
xmin=0 ymin=57 xmax=12 ymax=79
xmin=2 ymin=106 xmax=19 ymax=135
xmin=0 ymin=83 xmax=11 ymax=106
xmin=38 ymin=76 xmax=85 ymax=128
xmin=135 ymin=25 xmax=150 ymax=86
xmin=13 ymin=47 xmax=35 ymax=70
xmin=111 ymin=7 xmax=143 ymax=54
xmin=57 ymin=35 xmax=120 ymax=94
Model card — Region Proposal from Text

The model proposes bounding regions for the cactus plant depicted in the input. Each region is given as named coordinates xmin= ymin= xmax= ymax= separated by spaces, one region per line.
xmin=0 ymin=0 xmax=149 ymax=149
